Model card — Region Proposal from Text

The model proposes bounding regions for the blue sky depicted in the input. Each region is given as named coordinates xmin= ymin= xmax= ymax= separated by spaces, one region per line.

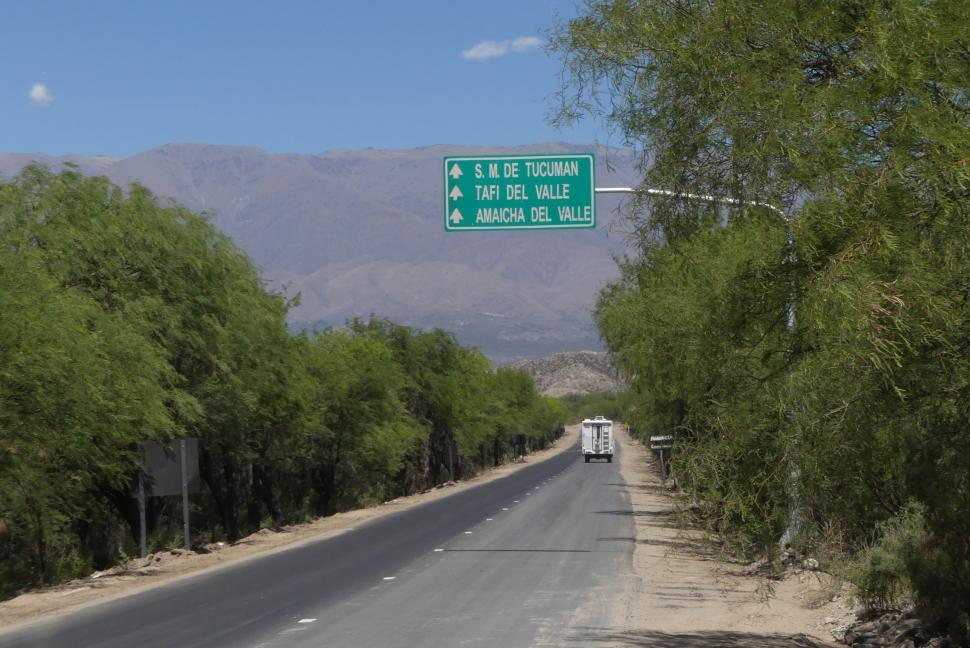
xmin=1 ymin=1 xmax=604 ymax=156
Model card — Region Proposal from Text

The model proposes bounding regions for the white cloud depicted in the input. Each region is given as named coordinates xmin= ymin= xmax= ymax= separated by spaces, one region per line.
xmin=461 ymin=36 xmax=543 ymax=62
xmin=510 ymin=36 xmax=542 ymax=52
xmin=462 ymin=40 xmax=508 ymax=61
xmin=29 ymin=83 xmax=53 ymax=107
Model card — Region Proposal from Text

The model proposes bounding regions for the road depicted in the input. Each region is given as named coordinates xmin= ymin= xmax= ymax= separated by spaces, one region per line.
xmin=1 ymin=441 xmax=633 ymax=648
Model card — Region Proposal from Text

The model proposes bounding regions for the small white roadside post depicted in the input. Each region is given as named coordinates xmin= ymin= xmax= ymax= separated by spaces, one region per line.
xmin=649 ymin=435 xmax=675 ymax=480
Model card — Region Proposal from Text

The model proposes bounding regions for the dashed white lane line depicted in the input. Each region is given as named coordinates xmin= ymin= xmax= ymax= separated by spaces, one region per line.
xmin=434 ymin=548 xmax=444 ymax=552
xmin=464 ymin=531 xmax=473 ymax=534
xmin=513 ymin=500 xmax=519 ymax=503
xmin=486 ymin=518 xmax=493 ymax=521
xmin=298 ymin=619 xmax=316 ymax=624
xmin=382 ymin=576 xmax=396 ymax=581
xmin=502 ymin=507 xmax=509 ymax=511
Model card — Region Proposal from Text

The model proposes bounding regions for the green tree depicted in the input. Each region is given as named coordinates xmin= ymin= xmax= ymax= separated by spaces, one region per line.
xmin=0 ymin=173 xmax=174 ymax=591
xmin=553 ymin=1 xmax=970 ymax=637
xmin=0 ymin=168 xmax=565 ymax=599
xmin=301 ymin=328 xmax=419 ymax=514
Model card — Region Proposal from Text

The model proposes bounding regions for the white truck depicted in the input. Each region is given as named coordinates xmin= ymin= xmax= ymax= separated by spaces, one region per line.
xmin=582 ymin=416 xmax=614 ymax=463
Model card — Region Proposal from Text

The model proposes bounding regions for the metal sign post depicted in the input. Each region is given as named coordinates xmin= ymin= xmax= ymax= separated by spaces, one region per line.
xmin=130 ymin=438 xmax=200 ymax=555
xmin=137 ymin=471 xmax=147 ymax=558
xmin=180 ymin=439 xmax=191 ymax=551
xmin=599 ymin=187 xmax=800 ymax=545
xmin=650 ymin=435 xmax=675 ymax=481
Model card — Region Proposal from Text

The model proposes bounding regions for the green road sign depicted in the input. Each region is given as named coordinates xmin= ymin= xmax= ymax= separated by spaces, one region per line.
xmin=443 ymin=153 xmax=596 ymax=231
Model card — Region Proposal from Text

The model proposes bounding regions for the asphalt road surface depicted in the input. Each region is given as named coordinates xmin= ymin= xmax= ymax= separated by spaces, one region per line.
xmin=2 ymin=442 xmax=633 ymax=648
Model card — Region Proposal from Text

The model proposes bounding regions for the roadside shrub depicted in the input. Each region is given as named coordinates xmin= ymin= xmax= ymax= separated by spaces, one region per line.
xmin=848 ymin=502 xmax=926 ymax=611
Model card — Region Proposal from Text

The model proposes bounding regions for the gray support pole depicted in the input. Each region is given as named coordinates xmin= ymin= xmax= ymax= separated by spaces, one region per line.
xmin=137 ymin=471 xmax=147 ymax=559
xmin=180 ymin=439 xmax=190 ymax=551
xmin=597 ymin=187 xmax=800 ymax=545
xmin=778 ymin=221 xmax=803 ymax=549
xmin=448 ymin=442 xmax=454 ymax=482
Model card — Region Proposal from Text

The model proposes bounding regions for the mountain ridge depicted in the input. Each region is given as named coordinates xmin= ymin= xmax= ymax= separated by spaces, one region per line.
xmin=0 ymin=143 xmax=641 ymax=362
xmin=511 ymin=351 xmax=626 ymax=397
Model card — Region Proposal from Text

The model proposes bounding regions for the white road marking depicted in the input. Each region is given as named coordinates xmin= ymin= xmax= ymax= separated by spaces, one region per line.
xmin=464 ymin=531 xmax=473 ymax=534
xmin=434 ymin=548 xmax=444 ymax=552
xmin=486 ymin=518 xmax=493 ymax=521
xmin=502 ymin=507 xmax=509 ymax=511
xmin=382 ymin=576 xmax=396 ymax=581
xmin=298 ymin=618 xmax=316 ymax=624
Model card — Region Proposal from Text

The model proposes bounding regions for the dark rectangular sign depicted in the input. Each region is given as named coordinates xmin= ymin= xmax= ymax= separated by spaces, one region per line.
xmin=131 ymin=438 xmax=201 ymax=497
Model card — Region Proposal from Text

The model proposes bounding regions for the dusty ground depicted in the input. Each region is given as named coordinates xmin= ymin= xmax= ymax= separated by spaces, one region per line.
xmin=608 ymin=425 xmax=857 ymax=647
xmin=0 ymin=426 xmax=579 ymax=630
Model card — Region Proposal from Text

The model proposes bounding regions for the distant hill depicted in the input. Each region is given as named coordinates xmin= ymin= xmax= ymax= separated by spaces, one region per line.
xmin=0 ymin=143 xmax=641 ymax=362
xmin=512 ymin=351 xmax=625 ymax=397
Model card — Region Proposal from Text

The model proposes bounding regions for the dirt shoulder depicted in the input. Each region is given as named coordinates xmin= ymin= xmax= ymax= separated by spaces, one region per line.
xmin=609 ymin=426 xmax=855 ymax=647
xmin=0 ymin=426 xmax=579 ymax=632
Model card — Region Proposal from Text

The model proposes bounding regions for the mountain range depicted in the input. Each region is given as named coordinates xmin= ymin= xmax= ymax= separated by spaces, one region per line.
xmin=0 ymin=143 xmax=642 ymax=362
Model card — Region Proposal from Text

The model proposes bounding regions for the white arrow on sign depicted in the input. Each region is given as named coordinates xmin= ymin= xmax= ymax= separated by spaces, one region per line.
xmin=450 ymin=208 xmax=463 ymax=224
xmin=449 ymin=186 xmax=463 ymax=200
xmin=449 ymin=164 xmax=463 ymax=179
